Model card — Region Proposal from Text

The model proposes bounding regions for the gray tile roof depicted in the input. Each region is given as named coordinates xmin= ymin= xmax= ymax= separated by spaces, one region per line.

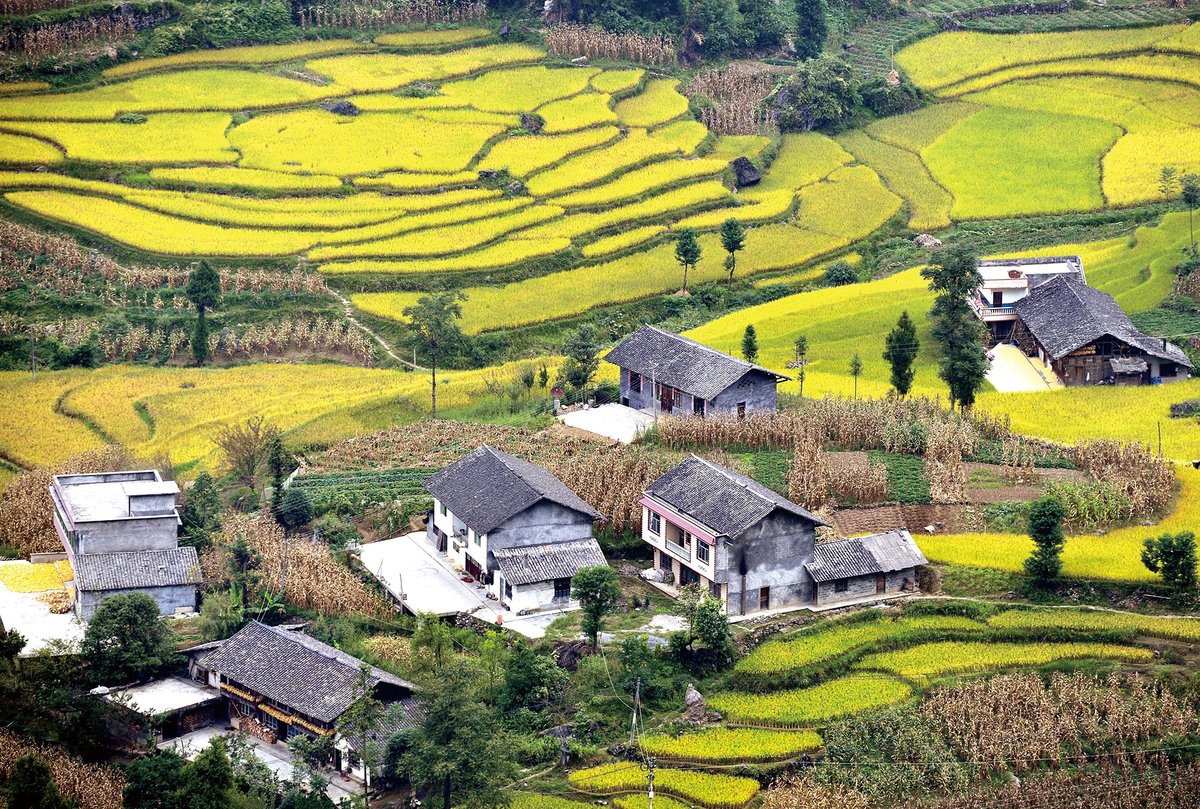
xmin=1016 ymin=276 xmax=1192 ymax=367
xmin=492 ymin=538 xmax=608 ymax=586
xmin=200 ymin=622 xmax=414 ymax=724
xmin=646 ymin=455 xmax=828 ymax=538
xmin=805 ymin=530 xmax=927 ymax=583
xmin=424 ymin=445 xmax=601 ymax=534
xmin=605 ymin=324 xmax=788 ymax=400
xmin=74 ymin=547 xmax=201 ymax=592
xmin=347 ymin=697 xmax=424 ymax=749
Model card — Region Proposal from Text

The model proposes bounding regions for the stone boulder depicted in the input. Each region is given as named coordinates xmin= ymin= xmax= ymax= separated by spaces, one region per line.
xmin=682 ymin=683 xmax=722 ymax=725
xmin=321 ymin=100 xmax=360 ymax=117
xmin=731 ymin=156 xmax=761 ymax=187
xmin=640 ymin=566 xmax=670 ymax=584
xmin=913 ymin=234 xmax=942 ymax=248
xmin=520 ymin=112 xmax=544 ymax=134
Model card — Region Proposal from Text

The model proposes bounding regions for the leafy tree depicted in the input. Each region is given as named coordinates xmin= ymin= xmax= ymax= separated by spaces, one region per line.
xmin=793 ymin=0 xmax=829 ymax=60
xmin=1023 ymin=496 xmax=1066 ymax=586
xmin=672 ymin=583 xmax=704 ymax=648
xmin=883 ymin=311 xmax=918 ymax=396
xmin=694 ymin=0 xmax=745 ymax=56
xmin=562 ymin=324 xmax=602 ymax=391
xmin=337 ymin=666 xmax=384 ymax=808
xmin=0 ymin=626 xmax=27 ymax=664
xmin=214 ymin=415 xmax=280 ymax=490
xmin=185 ymin=261 xmax=221 ymax=365
xmin=6 ymin=755 xmax=68 ymax=809
xmin=405 ymin=662 xmax=516 ymax=809
xmin=226 ymin=536 xmax=263 ymax=608
xmin=921 ymin=245 xmax=988 ymax=411
xmin=849 ymin=352 xmax=862 ymax=399
xmin=537 ymin=365 xmax=549 ymax=388
xmin=498 ymin=640 xmax=568 ymax=712
xmin=267 ymin=435 xmax=291 ymax=498
xmin=412 ymin=612 xmax=453 ymax=670
xmin=197 ymin=590 xmax=245 ymax=642
xmin=794 ymin=335 xmax=809 ymax=397
xmin=1142 ymin=531 xmax=1197 ymax=605
xmin=739 ymin=0 xmax=796 ymax=49
xmin=277 ymin=488 xmax=314 ymax=531
xmin=1159 ymin=166 xmax=1180 ymax=198
xmin=401 ymin=291 xmax=468 ymax=418
xmin=775 ymin=56 xmax=859 ymax=132
xmin=1182 ymin=173 xmax=1200 ymax=251
xmin=478 ymin=629 xmax=508 ymax=693
xmin=82 ymin=592 xmax=180 ymax=685
xmin=674 ymin=227 xmax=702 ymax=294
xmin=742 ymin=324 xmax=759 ymax=363
xmin=177 ymin=739 xmax=233 ymax=809
xmin=719 ymin=218 xmax=746 ymax=282
xmin=693 ymin=596 xmax=734 ymax=665
xmin=824 ymin=260 xmax=858 ymax=286
xmin=571 ymin=565 xmax=623 ymax=649
xmin=124 ymin=750 xmax=185 ymax=809
xmin=180 ymin=472 xmax=221 ymax=549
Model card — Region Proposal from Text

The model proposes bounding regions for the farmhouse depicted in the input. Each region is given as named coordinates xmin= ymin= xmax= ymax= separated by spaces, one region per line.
xmin=804 ymin=530 xmax=927 ymax=606
xmin=50 ymin=471 xmax=200 ymax=621
xmin=191 ymin=621 xmax=420 ymax=785
xmin=972 ymin=255 xmax=1085 ymax=341
xmin=606 ymin=324 xmax=788 ymax=418
xmin=1012 ymin=276 xmax=1192 ymax=386
xmin=425 ymin=445 xmax=606 ymax=614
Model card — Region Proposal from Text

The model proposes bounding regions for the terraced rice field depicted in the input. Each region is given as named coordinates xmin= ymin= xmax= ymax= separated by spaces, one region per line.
xmin=854 ymin=640 xmax=1153 ymax=683
xmin=707 ymin=674 xmax=916 ymax=727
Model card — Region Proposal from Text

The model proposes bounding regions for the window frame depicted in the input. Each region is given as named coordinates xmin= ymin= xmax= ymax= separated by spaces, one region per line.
xmin=553 ymin=577 xmax=572 ymax=600
xmin=696 ymin=540 xmax=710 ymax=564
xmin=834 ymin=579 xmax=849 ymax=593
xmin=648 ymin=512 xmax=661 ymax=535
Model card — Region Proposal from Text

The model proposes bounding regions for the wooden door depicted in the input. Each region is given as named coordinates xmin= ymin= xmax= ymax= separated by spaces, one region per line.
xmin=876 ymin=573 xmax=886 ymax=594
xmin=758 ymin=586 xmax=770 ymax=610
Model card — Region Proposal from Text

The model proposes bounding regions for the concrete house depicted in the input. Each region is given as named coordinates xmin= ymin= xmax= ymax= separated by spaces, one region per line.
xmin=640 ymin=455 xmax=829 ymax=616
xmin=424 ymin=445 xmax=606 ymax=614
xmin=606 ymin=325 xmax=788 ymax=418
xmin=805 ymin=530 xmax=927 ymax=606
xmin=50 ymin=471 xmax=200 ymax=621
xmin=972 ymin=256 xmax=1085 ymax=341
xmin=193 ymin=621 xmax=420 ymax=787
xmin=1013 ymin=275 xmax=1192 ymax=386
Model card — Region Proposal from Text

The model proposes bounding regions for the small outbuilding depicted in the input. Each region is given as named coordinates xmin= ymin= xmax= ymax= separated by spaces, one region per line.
xmin=805 ymin=530 xmax=927 ymax=606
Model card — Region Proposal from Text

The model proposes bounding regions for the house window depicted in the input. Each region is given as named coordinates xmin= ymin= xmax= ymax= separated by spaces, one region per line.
xmin=649 ymin=512 xmax=661 ymax=535
xmin=472 ymin=530 xmax=481 ymax=546
xmin=679 ymin=566 xmax=700 ymax=586
xmin=261 ymin=712 xmax=278 ymax=731
xmin=439 ymin=502 xmax=447 ymax=517
xmin=710 ymin=581 xmax=722 ymax=599
xmin=630 ymin=371 xmax=642 ymax=393
xmin=696 ymin=541 xmax=710 ymax=564
xmin=554 ymin=578 xmax=572 ymax=600
xmin=834 ymin=579 xmax=849 ymax=593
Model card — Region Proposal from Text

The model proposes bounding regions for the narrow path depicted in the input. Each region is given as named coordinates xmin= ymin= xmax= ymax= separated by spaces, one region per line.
xmin=329 ymin=289 xmax=424 ymax=370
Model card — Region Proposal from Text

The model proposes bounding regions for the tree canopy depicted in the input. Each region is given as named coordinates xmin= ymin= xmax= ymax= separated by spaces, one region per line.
xmin=81 ymin=592 xmax=180 ymax=686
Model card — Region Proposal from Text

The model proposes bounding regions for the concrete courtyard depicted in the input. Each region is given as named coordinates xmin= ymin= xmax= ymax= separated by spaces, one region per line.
xmin=0 ymin=560 xmax=84 ymax=655
xmin=558 ymin=403 xmax=656 ymax=444
xmin=987 ymin=343 xmax=1062 ymax=392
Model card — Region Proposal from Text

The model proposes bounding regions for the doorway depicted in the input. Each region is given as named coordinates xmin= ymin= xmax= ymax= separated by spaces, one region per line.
xmin=876 ymin=573 xmax=886 ymax=594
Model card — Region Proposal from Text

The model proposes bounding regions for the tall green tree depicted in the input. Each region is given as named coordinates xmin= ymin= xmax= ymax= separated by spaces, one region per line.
xmin=719 ymin=218 xmax=746 ymax=282
xmin=693 ymin=596 xmax=734 ymax=666
xmin=742 ymin=324 xmax=759 ymax=363
xmin=177 ymin=739 xmax=233 ymax=809
xmin=793 ymin=0 xmax=828 ymax=59
xmin=412 ymin=612 xmax=453 ymax=670
xmin=1142 ymin=531 xmax=1197 ymax=605
xmin=1158 ymin=166 xmax=1180 ymax=199
xmin=124 ymin=750 xmax=185 ymax=809
xmin=179 ymin=471 xmax=221 ymax=549
xmin=1181 ymin=173 xmax=1200 ymax=251
xmin=921 ymin=245 xmax=988 ymax=411
xmin=849 ymin=352 xmax=862 ymax=399
xmin=401 ymin=291 xmax=468 ymax=418
xmin=337 ymin=666 xmax=384 ymax=808
xmin=562 ymin=324 xmax=602 ymax=391
xmin=405 ymin=662 xmax=516 ymax=809
xmin=794 ymin=335 xmax=809 ymax=398
xmin=1023 ymin=496 xmax=1066 ymax=586
xmin=674 ymin=227 xmax=702 ymax=294
xmin=497 ymin=640 xmax=568 ymax=712
xmin=81 ymin=592 xmax=180 ymax=685
xmin=883 ymin=311 xmax=918 ymax=397
xmin=571 ymin=565 xmax=623 ymax=649
xmin=185 ymin=261 xmax=221 ymax=366
xmin=5 ymin=755 xmax=68 ymax=809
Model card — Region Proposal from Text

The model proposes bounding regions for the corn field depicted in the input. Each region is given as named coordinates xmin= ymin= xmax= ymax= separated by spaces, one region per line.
xmin=0 ymin=446 xmax=132 ymax=556
xmin=544 ymin=23 xmax=677 ymax=66
xmin=0 ymin=730 xmax=125 ymax=809
xmin=827 ymin=452 xmax=888 ymax=505
xmin=203 ymin=513 xmax=394 ymax=618
xmin=2 ymin=16 xmax=139 ymax=66
xmin=788 ymin=425 xmax=829 ymax=510
xmin=546 ymin=446 xmax=670 ymax=536
xmin=925 ymin=421 xmax=974 ymax=504
xmin=920 ymin=671 xmax=1200 ymax=777
xmin=299 ymin=0 xmax=486 ymax=29
xmin=762 ymin=774 xmax=871 ymax=809
xmin=685 ymin=64 xmax=777 ymax=136
xmin=929 ymin=763 xmax=1200 ymax=809
xmin=1072 ymin=439 xmax=1174 ymax=516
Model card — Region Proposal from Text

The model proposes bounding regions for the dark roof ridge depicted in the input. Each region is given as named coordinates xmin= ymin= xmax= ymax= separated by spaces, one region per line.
xmin=479 ymin=443 xmax=542 ymax=506
xmin=643 ymin=324 xmax=781 ymax=377
xmin=254 ymin=620 xmax=362 ymax=676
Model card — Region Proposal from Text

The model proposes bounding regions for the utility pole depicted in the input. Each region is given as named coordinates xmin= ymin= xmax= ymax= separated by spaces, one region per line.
xmin=628 ymin=677 xmax=641 ymax=748
xmin=646 ymin=757 xmax=655 ymax=809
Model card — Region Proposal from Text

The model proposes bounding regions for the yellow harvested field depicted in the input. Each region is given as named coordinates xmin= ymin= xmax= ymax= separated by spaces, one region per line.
xmin=230 ymin=109 xmax=505 ymax=175
xmin=709 ymin=135 xmax=771 ymax=162
xmin=0 ymin=132 xmax=62 ymax=165
xmin=6 ymin=190 xmax=320 ymax=257
xmin=353 ymin=171 xmax=478 ymax=191
xmin=517 ymin=182 xmax=731 ymax=240
xmin=306 ymin=43 xmax=545 ymax=92
xmin=551 ymin=158 xmax=727 ymax=208
xmin=0 ymin=81 xmax=50 ymax=94
xmin=581 ymin=226 xmax=666 ymax=258
xmin=319 ymin=237 xmax=570 ymax=275
xmin=0 ymin=113 xmax=235 ymax=165
xmin=938 ymin=54 xmax=1200 ymax=97
xmin=148 ymin=166 xmax=345 ymax=192
xmin=475 ymin=126 xmax=620 ymax=176
xmin=0 ymin=372 xmax=103 ymax=469
xmin=651 ymin=120 xmax=710 ymax=155
xmin=615 ymin=78 xmax=689 ymax=127
xmin=103 ymin=39 xmax=368 ymax=78
xmin=375 ymin=27 xmax=491 ymax=47
xmin=525 ymin=129 xmax=679 ymax=196
xmin=536 ymin=92 xmax=618 ymax=133
xmin=0 ymin=561 xmax=72 ymax=593
xmin=441 ymin=65 xmax=599 ymax=112
xmin=310 ymin=204 xmax=563 ymax=260
xmin=122 ymin=190 xmax=405 ymax=229
xmin=590 ymin=68 xmax=644 ymax=94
